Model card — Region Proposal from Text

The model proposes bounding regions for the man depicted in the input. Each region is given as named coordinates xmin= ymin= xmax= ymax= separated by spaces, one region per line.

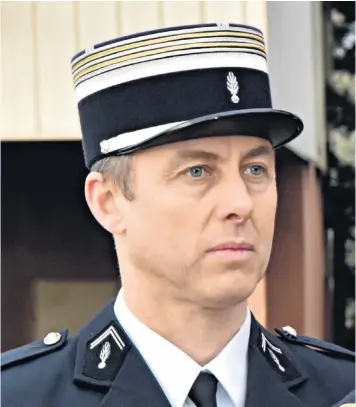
xmin=1 ymin=22 xmax=354 ymax=407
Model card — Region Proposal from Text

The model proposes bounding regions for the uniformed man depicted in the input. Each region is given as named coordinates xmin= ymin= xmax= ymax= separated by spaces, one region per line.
xmin=1 ymin=22 xmax=355 ymax=407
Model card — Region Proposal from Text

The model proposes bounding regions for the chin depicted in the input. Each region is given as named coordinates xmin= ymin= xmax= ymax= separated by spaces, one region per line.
xmin=197 ymin=268 xmax=263 ymax=309
xmin=197 ymin=283 xmax=257 ymax=309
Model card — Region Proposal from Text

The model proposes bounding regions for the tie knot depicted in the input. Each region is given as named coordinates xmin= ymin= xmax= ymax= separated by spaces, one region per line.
xmin=188 ymin=372 xmax=218 ymax=407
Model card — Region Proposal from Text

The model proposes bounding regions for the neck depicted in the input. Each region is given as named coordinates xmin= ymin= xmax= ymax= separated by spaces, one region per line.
xmin=120 ymin=271 xmax=248 ymax=366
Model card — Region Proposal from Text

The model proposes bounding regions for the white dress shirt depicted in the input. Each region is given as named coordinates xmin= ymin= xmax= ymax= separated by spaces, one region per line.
xmin=114 ymin=289 xmax=251 ymax=407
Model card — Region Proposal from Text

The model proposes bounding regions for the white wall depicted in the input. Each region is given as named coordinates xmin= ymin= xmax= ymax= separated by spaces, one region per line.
xmin=0 ymin=1 xmax=267 ymax=141
xmin=267 ymin=1 xmax=327 ymax=170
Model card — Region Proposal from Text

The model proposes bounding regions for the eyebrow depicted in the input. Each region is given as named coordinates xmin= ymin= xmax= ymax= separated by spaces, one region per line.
xmin=173 ymin=149 xmax=222 ymax=162
xmin=241 ymin=145 xmax=275 ymax=160
xmin=173 ymin=144 xmax=274 ymax=162
xmin=165 ymin=149 xmax=221 ymax=173
xmin=166 ymin=144 xmax=274 ymax=173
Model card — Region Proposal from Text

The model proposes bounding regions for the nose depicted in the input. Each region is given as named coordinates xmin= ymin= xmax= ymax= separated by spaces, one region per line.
xmin=215 ymin=173 xmax=253 ymax=223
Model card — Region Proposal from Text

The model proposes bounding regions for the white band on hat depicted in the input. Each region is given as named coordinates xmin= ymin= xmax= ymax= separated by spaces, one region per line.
xmin=100 ymin=121 xmax=186 ymax=154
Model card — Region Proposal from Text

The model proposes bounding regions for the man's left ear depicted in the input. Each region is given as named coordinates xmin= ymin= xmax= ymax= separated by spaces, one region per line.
xmin=84 ymin=172 xmax=127 ymax=235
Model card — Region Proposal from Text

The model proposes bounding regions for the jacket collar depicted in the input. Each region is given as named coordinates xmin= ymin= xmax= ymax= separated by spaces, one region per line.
xmin=73 ymin=298 xmax=129 ymax=388
xmin=72 ymin=299 xmax=309 ymax=407
xmin=72 ymin=298 xmax=172 ymax=407
xmin=245 ymin=314 xmax=309 ymax=407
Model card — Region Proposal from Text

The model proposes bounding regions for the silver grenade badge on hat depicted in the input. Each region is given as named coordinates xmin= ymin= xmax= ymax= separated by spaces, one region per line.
xmin=226 ymin=71 xmax=240 ymax=104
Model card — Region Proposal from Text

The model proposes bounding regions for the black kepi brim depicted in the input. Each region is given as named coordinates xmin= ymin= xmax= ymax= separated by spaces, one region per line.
xmin=117 ymin=108 xmax=304 ymax=154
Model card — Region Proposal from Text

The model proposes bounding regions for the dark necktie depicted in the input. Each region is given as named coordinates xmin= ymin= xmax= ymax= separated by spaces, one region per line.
xmin=188 ymin=372 xmax=218 ymax=407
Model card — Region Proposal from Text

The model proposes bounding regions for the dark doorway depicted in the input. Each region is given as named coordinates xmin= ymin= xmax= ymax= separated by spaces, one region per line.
xmin=1 ymin=141 xmax=119 ymax=351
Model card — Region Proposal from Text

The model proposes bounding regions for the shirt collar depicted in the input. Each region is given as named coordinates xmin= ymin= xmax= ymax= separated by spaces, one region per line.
xmin=114 ymin=289 xmax=251 ymax=407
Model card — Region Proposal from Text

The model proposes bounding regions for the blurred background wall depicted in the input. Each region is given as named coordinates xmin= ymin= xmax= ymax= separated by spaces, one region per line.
xmin=1 ymin=1 xmax=354 ymax=352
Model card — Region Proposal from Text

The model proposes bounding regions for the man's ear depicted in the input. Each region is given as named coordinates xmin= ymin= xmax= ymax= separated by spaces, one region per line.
xmin=84 ymin=172 xmax=127 ymax=235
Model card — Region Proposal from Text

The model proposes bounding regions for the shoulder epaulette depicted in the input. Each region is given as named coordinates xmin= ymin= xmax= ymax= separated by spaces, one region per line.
xmin=1 ymin=329 xmax=69 ymax=370
xmin=275 ymin=326 xmax=355 ymax=361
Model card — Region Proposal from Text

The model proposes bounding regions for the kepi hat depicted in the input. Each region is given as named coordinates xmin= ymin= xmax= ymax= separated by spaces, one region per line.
xmin=71 ymin=22 xmax=304 ymax=169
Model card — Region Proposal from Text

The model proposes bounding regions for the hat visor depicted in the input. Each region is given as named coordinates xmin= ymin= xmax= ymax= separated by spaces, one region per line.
xmin=117 ymin=108 xmax=304 ymax=155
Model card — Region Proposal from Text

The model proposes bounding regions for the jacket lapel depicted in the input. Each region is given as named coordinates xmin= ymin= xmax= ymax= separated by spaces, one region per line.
xmin=100 ymin=347 xmax=172 ymax=407
xmin=245 ymin=315 xmax=309 ymax=407
xmin=72 ymin=299 xmax=172 ymax=407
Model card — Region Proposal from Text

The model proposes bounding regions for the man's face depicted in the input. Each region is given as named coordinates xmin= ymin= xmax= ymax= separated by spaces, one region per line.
xmin=117 ymin=135 xmax=277 ymax=308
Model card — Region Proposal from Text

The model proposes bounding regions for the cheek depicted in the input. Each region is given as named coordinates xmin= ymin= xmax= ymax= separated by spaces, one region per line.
xmin=128 ymin=194 xmax=198 ymax=248
xmin=254 ymin=188 xmax=277 ymax=240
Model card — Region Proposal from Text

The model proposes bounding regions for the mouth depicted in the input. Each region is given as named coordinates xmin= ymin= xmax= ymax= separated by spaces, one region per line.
xmin=206 ymin=241 xmax=255 ymax=261
xmin=208 ymin=241 xmax=255 ymax=252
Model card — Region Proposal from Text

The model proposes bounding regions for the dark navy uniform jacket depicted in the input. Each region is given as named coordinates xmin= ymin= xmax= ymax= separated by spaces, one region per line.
xmin=331 ymin=389 xmax=355 ymax=406
xmin=1 ymin=299 xmax=355 ymax=407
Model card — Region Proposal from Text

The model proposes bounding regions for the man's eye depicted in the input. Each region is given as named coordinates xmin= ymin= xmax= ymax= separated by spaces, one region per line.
xmin=244 ymin=165 xmax=266 ymax=176
xmin=187 ymin=166 xmax=206 ymax=178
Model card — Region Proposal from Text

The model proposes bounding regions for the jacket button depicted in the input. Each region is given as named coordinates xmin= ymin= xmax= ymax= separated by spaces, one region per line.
xmin=282 ymin=326 xmax=297 ymax=338
xmin=43 ymin=332 xmax=61 ymax=345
